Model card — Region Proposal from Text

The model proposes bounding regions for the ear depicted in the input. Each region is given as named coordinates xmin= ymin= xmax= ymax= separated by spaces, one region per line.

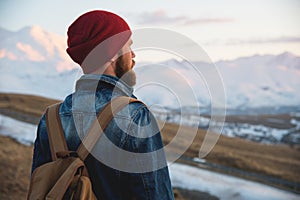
xmin=110 ymin=53 xmax=119 ymax=63
xmin=109 ymin=58 xmax=117 ymax=70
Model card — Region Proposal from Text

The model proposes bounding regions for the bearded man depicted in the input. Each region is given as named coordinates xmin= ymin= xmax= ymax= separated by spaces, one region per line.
xmin=31 ymin=10 xmax=174 ymax=200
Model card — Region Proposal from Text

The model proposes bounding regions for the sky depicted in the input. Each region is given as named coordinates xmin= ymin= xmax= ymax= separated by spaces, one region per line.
xmin=0 ymin=0 xmax=300 ymax=61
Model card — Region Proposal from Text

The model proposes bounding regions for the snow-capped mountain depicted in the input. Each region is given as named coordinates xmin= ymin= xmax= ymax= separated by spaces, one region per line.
xmin=0 ymin=26 xmax=300 ymax=109
xmin=0 ymin=26 xmax=76 ymax=72
xmin=0 ymin=26 xmax=80 ymax=99
xmin=215 ymin=52 xmax=300 ymax=108
xmin=1 ymin=26 xmax=300 ymax=145
xmin=133 ymin=52 xmax=300 ymax=109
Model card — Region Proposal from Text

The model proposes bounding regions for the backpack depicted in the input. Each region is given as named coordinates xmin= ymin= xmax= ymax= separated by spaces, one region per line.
xmin=27 ymin=96 xmax=140 ymax=200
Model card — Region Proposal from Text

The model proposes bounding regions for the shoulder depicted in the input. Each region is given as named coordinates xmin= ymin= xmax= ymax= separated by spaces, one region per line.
xmin=114 ymin=97 xmax=158 ymax=132
xmin=123 ymin=98 xmax=153 ymax=124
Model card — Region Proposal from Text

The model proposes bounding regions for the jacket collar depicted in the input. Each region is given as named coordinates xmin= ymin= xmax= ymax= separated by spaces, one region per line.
xmin=75 ymin=74 xmax=134 ymax=97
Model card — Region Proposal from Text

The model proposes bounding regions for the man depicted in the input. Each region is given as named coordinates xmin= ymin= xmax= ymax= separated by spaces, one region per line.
xmin=31 ymin=10 xmax=174 ymax=199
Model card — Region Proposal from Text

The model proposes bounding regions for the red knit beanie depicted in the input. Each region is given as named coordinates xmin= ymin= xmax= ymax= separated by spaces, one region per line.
xmin=66 ymin=10 xmax=131 ymax=73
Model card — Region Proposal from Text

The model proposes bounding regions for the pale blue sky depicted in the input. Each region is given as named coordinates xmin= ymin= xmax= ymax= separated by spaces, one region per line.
xmin=0 ymin=0 xmax=299 ymax=61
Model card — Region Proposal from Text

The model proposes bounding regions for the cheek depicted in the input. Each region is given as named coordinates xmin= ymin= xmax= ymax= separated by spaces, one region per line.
xmin=124 ymin=54 xmax=132 ymax=64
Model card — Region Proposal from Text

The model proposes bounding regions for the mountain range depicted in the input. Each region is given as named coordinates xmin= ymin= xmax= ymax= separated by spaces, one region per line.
xmin=0 ymin=26 xmax=299 ymax=110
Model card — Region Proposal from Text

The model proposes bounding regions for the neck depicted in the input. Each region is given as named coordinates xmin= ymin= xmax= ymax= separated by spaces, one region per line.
xmin=89 ymin=62 xmax=116 ymax=76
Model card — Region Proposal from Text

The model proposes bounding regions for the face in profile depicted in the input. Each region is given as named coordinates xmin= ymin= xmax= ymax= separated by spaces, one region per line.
xmin=115 ymin=39 xmax=136 ymax=86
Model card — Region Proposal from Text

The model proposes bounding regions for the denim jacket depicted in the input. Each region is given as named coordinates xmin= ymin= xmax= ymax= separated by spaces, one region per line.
xmin=31 ymin=74 xmax=174 ymax=200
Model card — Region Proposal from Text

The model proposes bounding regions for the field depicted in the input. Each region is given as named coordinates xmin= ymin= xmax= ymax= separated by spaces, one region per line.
xmin=0 ymin=92 xmax=299 ymax=198
xmin=161 ymin=121 xmax=300 ymax=191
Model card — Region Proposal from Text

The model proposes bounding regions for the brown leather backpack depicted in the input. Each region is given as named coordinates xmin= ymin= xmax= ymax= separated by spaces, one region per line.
xmin=27 ymin=97 xmax=139 ymax=200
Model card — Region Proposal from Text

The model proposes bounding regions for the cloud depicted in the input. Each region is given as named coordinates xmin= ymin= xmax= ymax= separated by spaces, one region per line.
xmin=225 ymin=36 xmax=300 ymax=45
xmin=136 ymin=10 xmax=185 ymax=25
xmin=183 ymin=18 xmax=234 ymax=25
xmin=128 ymin=10 xmax=234 ymax=26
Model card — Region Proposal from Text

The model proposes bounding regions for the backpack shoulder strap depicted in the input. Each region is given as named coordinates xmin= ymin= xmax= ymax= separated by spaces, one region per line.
xmin=77 ymin=96 xmax=142 ymax=160
xmin=46 ymin=103 xmax=68 ymax=161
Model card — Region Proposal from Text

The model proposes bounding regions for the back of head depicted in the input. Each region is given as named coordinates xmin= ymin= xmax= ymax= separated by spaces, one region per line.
xmin=66 ymin=10 xmax=132 ymax=73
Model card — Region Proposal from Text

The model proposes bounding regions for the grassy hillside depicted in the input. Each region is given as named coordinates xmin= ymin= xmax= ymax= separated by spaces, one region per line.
xmin=0 ymin=93 xmax=59 ymax=124
xmin=161 ymin=122 xmax=300 ymax=191
xmin=0 ymin=92 xmax=299 ymax=193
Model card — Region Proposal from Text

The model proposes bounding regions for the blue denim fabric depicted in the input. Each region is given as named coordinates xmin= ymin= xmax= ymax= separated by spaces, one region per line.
xmin=31 ymin=74 xmax=174 ymax=200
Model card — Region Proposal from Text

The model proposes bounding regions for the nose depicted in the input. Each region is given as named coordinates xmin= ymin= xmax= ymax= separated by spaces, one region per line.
xmin=131 ymin=50 xmax=136 ymax=58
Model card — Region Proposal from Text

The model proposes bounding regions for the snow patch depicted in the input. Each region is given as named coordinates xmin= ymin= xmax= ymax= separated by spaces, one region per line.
xmin=0 ymin=114 xmax=37 ymax=145
xmin=169 ymin=162 xmax=300 ymax=200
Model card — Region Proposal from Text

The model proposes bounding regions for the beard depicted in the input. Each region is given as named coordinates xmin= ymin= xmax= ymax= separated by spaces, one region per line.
xmin=115 ymin=57 xmax=136 ymax=86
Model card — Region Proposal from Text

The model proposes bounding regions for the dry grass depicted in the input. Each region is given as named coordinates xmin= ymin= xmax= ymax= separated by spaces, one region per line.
xmin=0 ymin=135 xmax=194 ymax=200
xmin=1 ymin=92 xmax=300 ymax=193
xmin=0 ymin=136 xmax=33 ymax=200
xmin=0 ymin=93 xmax=59 ymax=117
xmin=0 ymin=93 xmax=199 ymax=199
xmin=161 ymin=121 xmax=300 ymax=191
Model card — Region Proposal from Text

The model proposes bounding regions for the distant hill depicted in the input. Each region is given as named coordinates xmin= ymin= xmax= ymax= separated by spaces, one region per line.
xmin=0 ymin=92 xmax=59 ymax=124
